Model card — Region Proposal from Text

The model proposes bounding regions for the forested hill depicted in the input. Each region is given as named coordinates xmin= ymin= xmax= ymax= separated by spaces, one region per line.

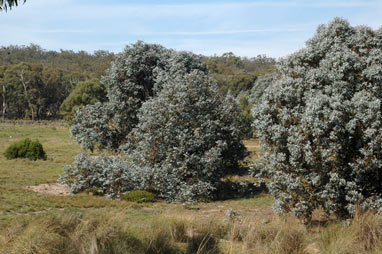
xmin=0 ymin=44 xmax=115 ymax=78
xmin=0 ymin=44 xmax=275 ymax=120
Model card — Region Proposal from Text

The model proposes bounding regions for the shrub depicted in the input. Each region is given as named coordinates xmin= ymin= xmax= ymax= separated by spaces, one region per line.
xmin=70 ymin=41 xmax=207 ymax=151
xmin=4 ymin=138 xmax=47 ymax=160
xmin=124 ymin=70 xmax=248 ymax=202
xmin=121 ymin=190 xmax=155 ymax=203
xmin=62 ymin=41 xmax=250 ymax=202
xmin=252 ymin=18 xmax=382 ymax=221
xmin=59 ymin=152 xmax=139 ymax=198
xmin=84 ymin=187 xmax=103 ymax=196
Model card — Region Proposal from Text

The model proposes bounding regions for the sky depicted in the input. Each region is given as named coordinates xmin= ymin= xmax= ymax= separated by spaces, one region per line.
xmin=1 ymin=0 xmax=382 ymax=58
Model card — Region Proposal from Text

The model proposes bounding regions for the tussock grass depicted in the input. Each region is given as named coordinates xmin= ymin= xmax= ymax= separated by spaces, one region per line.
xmin=0 ymin=211 xmax=177 ymax=254
xmin=3 ymin=208 xmax=382 ymax=253
xmin=238 ymin=216 xmax=307 ymax=254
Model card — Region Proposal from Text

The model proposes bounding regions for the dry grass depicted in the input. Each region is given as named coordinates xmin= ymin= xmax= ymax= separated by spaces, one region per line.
xmin=2 ymin=208 xmax=382 ymax=253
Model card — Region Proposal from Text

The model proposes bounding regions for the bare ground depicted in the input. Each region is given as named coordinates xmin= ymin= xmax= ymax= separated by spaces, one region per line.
xmin=25 ymin=183 xmax=70 ymax=196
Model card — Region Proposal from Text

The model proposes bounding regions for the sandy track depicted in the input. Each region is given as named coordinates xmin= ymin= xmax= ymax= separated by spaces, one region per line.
xmin=26 ymin=183 xmax=70 ymax=196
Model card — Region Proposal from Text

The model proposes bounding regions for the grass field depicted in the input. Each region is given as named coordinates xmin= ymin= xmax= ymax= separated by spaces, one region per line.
xmin=1 ymin=122 xmax=382 ymax=253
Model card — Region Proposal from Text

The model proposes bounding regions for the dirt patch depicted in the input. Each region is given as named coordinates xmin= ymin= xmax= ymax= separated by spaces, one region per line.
xmin=26 ymin=183 xmax=70 ymax=196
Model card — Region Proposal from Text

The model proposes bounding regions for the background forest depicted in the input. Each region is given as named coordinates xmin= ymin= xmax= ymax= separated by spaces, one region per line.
xmin=0 ymin=44 xmax=275 ymax=122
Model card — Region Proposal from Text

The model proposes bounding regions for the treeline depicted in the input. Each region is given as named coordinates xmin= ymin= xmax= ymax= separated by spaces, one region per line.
xmin=0 ymin=44 xmax=275 ymax=120
xmin=0 ymin=44 xmax=114 ymax=120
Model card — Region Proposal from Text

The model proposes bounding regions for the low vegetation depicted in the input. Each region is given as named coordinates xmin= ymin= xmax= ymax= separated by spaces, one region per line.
xmin=4 ymin=138 xmax=46 ymax=160
xmin=121 ymin=190 xmax=156 ymax=203
xmin=2 ymin=205 xmax=382 ymax=253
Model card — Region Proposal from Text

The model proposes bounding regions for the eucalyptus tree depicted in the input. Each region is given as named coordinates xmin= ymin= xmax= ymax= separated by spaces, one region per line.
xmin=62 ymin=41 xmax=248 ymax=201
xmin=123 ymin=70 xmax=248 ymax=201
xmin=71 ymin=41 xmax=207 ymax=151
xmin=60 ymin=78 xmax=106 ymax=120
xmin=253 ymin=18 xmax=382 ymax=221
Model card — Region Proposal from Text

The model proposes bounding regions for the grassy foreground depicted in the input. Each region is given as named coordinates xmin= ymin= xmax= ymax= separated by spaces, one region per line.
xmin=1 ymin=122 xmax=382 ymax=253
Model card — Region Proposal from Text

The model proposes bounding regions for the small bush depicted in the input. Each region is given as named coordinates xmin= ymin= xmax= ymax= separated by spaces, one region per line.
xmin=85 ymin=187 xmax=103 ymax=196
xmin=121 ymin=190 xmax=155 ymax=203
xmin=4 ymin=138 xmax=47 ymax=160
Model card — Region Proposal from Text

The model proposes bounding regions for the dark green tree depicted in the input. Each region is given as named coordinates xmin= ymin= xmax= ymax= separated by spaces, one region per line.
xmin=60 ymin=78 xmax=106 ymax=120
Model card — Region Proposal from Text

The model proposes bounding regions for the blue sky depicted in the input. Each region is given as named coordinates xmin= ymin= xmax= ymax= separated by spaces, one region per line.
xmin=1 ymin=0 xmax=382 ymax=58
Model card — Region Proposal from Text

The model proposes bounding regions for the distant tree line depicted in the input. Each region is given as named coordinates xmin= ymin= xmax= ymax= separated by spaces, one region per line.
xmin=0 ymin=44 xmax=275 ymax=121
xmin=0 ymin=44 xmax=114 ymax=120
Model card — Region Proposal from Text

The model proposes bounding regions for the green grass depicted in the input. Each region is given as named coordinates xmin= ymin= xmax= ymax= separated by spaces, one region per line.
xmin=0 ymin=123 xmax=141 ymax=218
xmin=0 ymin=121 xmax=272 ymax=219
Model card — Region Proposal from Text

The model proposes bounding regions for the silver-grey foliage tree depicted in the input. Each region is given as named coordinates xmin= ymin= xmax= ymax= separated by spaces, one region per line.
xmin=123 ymin=70 xmax=248 ymax=201
xmin=71 ymin=41 xmax=207 ymax=151
xmin=61 ymin=41 xmax=248 ymax=201
xmin=253 ymin=18 xmax=382 ymax=221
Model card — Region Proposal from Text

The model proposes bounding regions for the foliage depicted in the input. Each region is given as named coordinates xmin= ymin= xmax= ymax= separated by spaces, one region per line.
xmin=0 ymin=0 xmax=25 ymax=11
xmin=60 ymin=78 xmax=106 ymax=120
xmin=0 ymin=44 xmax=114 ymax=120
xmin=71 ymin=41 xmax=208 ymax=151
xmin=0 ymin=44 xmax=276 ymax=122
xmin=252 ymin=18 xmax=382 ymax=221
xmin=239 ymin=95 xmax=254 ymax=138
xmin=246 ymin=73 xmax=276 ymax=105
xmin=0 ymin=44 xmax=114 ymax=78
xmin=124 ymin=70 xmax=248 ymax=202
xmin=59 ymin=152 xmax=139 ymax=198
xmin=4 ymin=138 xmax=46 ymax=160
xmin=205 ymin=52 xmax=275 ymax=96
xmin=121 ymin=190 xmax=156 ymax=203
xmin=84 ymin=187 xmax=102 ymax=196
xmin=64 ymin=42 xmax=249 ymax=202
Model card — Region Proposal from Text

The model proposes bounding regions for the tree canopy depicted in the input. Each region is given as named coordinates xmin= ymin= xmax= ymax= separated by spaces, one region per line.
xmin=0 ymin=45 xmax=114 ymax=120
xmin=61 ymin=42 xmax=249 ymax=202
xmin=253 ymin=18 xmax=382 ymax=222
xmin=60 ymin=78 xmax=107 ymax=120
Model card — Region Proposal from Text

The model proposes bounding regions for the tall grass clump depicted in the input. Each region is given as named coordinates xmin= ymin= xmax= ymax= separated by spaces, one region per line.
xmin=240 ymin=216 xmax=307 ymax=254
xmin=0 ymin=211 xmax=179 ymax=254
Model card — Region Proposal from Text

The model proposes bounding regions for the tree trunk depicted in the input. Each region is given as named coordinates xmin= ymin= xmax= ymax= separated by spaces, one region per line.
xmin=2 ymin=84 xmax=6 ymax=119
xmin=20 ymin=70 xmax=34 ymax=120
